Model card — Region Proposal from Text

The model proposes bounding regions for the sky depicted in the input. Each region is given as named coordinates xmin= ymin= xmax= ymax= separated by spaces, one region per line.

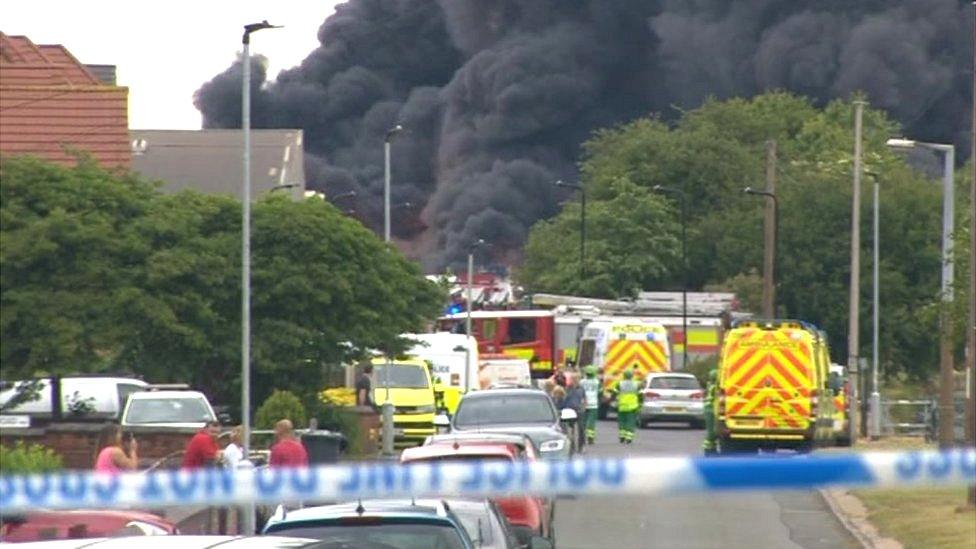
xmin=2 ymin=1 xmax=342 ymax=129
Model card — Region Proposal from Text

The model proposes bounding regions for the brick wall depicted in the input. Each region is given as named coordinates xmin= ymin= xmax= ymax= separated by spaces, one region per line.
xmin=0 ymin=423 xmax=198 ymax=470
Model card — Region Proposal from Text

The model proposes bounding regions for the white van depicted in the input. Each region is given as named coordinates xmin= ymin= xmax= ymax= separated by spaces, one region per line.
xmin=404 ymin=332 xmax=479 ymax=414
xmin=0 ymin=377 xmax=148 ymax=421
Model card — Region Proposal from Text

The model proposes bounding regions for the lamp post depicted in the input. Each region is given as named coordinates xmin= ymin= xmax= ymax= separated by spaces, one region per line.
xmin=886 ymin=138 xmax=956 ymax=448
xmin=384 ymin=125 xmax=403 ymax=243
xmin=241 ymin=18 xmax=279 ymax=536
xmin=865 ymin=171 xmax=881 ymax=439
xmin=744 ymin=187 xmax=778 ymax=318
xmin=466 ymin=239 xmax=487 ymax=338
xmin=554 ymin=180 xmax=586 ymax=283
xmin=653 ymin=185 xmax=688 ymax=370
xmin=269 ymin=183 xmax=298 ymax=194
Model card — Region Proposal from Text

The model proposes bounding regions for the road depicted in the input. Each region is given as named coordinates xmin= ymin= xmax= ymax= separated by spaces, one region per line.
xmin=553 ymin=420 xmax=859 ymax=549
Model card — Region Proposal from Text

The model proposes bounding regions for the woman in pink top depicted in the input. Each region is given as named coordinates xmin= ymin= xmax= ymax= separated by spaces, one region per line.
xmin=93 ymin=423 xmax=138 ymax=473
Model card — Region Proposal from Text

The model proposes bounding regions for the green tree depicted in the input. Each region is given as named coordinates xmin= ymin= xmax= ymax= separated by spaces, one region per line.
xmin=522 ymin=92 xmax=948 ymax=380
xmin=1 ymin=156 xmax=445 ymax=411
xmin=519 ymin=178 xmax=679 ymax=298
xmin=0 ymin=156 xmax=156 ymax=376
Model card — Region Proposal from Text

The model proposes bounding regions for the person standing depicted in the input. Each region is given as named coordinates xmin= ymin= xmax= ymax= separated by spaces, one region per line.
xmin=616 ymin=368 xmax=641 ymax=444
xmin=93 ymin=423 xmax=139 ymax=473
xmin=182 ymin=420 xmax=222 ymax=469
xmin=269 ymin=419 xmax=309 ymax=467
xmin=222 ymin=425 xmax=244 ymax=468
xmin=702 ymin=369 xmax=719 ymax=456
xmin=356 ymin=363 xmax=374 ymax=408
xmin=580 ymin=366 xmax=601 ymax=445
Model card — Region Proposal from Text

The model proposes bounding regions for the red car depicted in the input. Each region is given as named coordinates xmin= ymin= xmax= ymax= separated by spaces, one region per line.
xmin=0 ymin=509 xmax=177 ymax=542
xmin=401 ymin=440 xmax=554 ymax=546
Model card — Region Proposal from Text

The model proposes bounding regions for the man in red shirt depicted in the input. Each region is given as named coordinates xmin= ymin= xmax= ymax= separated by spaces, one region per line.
xmin=269 ymin=419 xmax=308 ymax=467
xmin=182 ymin=421 xmax=222 ymax=469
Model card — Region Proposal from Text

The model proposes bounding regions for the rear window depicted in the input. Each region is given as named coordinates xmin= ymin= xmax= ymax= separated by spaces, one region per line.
xmin=373 ymin=364 xmax=429 ymax=389
xmin=125 ymin=397 xmax=214 ymax=424
xmin=454 ymin=394 xmax=555 ymax=427
xmin=264 ymin=522 xmax=468 ymax=549
xmin=648 ymin=376 xmax=700 ymax=390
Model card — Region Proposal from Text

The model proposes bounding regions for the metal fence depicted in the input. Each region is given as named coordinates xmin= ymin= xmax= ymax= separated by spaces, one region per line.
xmin=880 ymin=399 xmax=934 ymax=436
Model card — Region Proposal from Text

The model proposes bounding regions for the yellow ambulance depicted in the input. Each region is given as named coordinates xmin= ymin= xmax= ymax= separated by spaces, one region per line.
xmin=716 ymin=320 xmax=835 ymax=453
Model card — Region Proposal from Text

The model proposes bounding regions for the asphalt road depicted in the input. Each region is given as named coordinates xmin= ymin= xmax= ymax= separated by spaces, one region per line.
xmin=553 ymin=419 xmax=859 ymax=549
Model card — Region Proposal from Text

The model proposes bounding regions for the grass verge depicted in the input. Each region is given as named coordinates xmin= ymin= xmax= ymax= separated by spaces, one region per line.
xmin=852 ymin=487 xmax=975 ymax=549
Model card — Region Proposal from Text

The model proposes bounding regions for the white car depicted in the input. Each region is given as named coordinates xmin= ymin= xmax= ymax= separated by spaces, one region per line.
xmin=121 ymin=390 xmax=219 ymax=429
xmin=638 ymin=372 xmax=706 ymax=428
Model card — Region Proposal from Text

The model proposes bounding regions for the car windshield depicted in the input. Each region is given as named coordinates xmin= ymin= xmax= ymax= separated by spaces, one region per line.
xmin=125 ymin=397 xmax=214 ymax=424
xmin=454 ymin=394 xmax=555 ymax=427
xmin=373 ymin=364 xmax=430 ymax=389
xmin=649 ymin=377 xmax=701 ymax=390
xmin=264 ymin=522 xmax=468 ymax=549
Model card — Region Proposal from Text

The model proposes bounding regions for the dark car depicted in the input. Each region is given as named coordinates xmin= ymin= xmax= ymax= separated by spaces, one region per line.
xmin=445 ymin=389 xmax=576 ymax=460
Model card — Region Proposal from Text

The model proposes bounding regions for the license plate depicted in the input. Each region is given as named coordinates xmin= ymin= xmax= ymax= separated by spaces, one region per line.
xmin=735 ymin=419 xmax=762 ymax=426
xmin=665 ymin=407 xmax=685 ymax=412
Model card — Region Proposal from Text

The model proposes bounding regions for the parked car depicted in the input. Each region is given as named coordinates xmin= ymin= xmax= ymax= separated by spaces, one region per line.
xmin=445 ymin=498 xmax=524 ymax=549
xmin=262 ymin=499 xmax=475 ymax=548
xmin=401 ymin=441 xmax=554 ymax=546
xmin=424 ymin=432 xmax=541 ymax=460
xmin=121 ymin=390 xmax=220 ymax=429
xmin=0 ymin=509 xmax=176 ymax=542
xmin=638 ymin=372 xmax=705 ymax=428
xmin=0 ymin=536 xmax=320 ymax=548
xmin=0 ymin=377 xmax=148 ymax=423
xmin=440 ymin=388 xmax=576 ymax=460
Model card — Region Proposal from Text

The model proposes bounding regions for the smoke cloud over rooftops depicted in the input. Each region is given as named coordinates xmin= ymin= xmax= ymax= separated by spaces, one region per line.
xmin=195 ymin=0 xmax=972 ymax=269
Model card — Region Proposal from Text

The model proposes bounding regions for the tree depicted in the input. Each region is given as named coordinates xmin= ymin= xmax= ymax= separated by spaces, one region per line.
xmin=521 ymin=92 xmax=948 ymax=380
xmin=519 ymin=178 xmax=679 ymax=298
xmin=1 ymin=156 xmax=445 ymax=411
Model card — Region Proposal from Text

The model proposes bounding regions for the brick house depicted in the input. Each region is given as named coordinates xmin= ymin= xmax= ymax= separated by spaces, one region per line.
xmin=0 ymin=32 xmax=129 ymax=168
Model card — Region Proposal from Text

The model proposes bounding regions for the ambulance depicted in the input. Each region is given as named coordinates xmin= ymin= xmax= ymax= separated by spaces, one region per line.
xmin=716 ymin=320 xmax=835 ymax=454
xmin=576 ymin=317 xmax=672 ymax=418
xmin=404 ymin=332 xmax=479 ymax=414
xmin=829 ymin=363 xmax=851 ymax=446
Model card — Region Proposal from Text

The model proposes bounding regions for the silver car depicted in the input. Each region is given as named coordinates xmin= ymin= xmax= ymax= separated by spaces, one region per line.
xmin=639 ymin=373 xmax=706 ymax=428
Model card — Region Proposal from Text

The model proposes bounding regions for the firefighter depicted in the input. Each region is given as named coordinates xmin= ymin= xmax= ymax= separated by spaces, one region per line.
xmin=616 ymin=368 xmax=641 ymax=444
xmin=580 ymin=365 xmax=601 ymax=444
xmin=702 ymin=368 xmax=719 ymax=456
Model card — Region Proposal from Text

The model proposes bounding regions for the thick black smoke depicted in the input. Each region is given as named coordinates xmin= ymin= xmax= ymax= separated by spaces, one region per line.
xmin=195 ymin=0 xmax=972 ymax=269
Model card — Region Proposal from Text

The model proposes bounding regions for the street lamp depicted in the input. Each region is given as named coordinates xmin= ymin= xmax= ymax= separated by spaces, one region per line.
xmin=384 ymin=125 xmax=403 ymax=243
xmin=554 ymin=180 xmax=586 ymax=283
xmin=865 ymin=171 xmax=881 ymax=439
xmin=241 ymin=18 xmax=279 ymax=536
xmin=331 ymin=190 xmax=357 ymax=202
xmin=653 ymin=185 xmax=688 ymax=370
xmin=269 ymin=183 xmax=298 ymax=194
xmin=886 ymin=137 xmax=956 ymax=447
xmin=466 ymin=239 xmax=488 ymax=338
xmin=744 ymin=186 xmax=779 ymax=317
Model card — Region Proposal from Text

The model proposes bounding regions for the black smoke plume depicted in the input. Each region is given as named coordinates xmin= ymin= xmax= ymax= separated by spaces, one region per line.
xmin=195 ymin=0 xmax=972 ymax=269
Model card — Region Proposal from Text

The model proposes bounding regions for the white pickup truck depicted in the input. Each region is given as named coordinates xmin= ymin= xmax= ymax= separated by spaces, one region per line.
xmin=121 ymin=390 xmax=221 ymax=429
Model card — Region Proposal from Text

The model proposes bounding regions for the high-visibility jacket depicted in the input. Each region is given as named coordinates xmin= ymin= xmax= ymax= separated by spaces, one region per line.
xmin=581 ymin=378 xmax=600 ymax=410
xmin=617 ymin=379 xmax=640 ymax=412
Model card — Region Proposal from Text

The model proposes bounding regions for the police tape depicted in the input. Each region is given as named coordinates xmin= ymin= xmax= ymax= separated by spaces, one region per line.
xmin=0 ymin=449 xmax=972 ymax=512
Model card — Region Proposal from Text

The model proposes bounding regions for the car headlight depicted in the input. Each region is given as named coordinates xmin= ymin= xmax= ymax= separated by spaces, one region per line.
xmin=414 ymin=404 xmax=436 ymax=413
xmin=539 ymin=438 xmax=566 ymax=452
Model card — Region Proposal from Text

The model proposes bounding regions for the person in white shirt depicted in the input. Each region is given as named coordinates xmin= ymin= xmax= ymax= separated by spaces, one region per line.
xmin=222 ymin=425 xmax=244 ymax=468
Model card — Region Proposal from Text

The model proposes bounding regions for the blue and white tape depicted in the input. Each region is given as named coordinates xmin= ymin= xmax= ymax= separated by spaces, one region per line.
xmin=0 ymin=449 xmax=972 ymax=512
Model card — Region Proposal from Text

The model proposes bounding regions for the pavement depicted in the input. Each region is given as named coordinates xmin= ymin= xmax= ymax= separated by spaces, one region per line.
xmin=553 ymin=419 xmax=861 ymax=549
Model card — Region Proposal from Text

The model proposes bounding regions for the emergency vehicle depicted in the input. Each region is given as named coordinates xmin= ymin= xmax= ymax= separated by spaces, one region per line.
xmin=438 ymin=310 xmax=556 ymax=379
xmin=829 ymin=363 xmax=851 ymax=446
xmin=576 ymin=317 xmax=672 ymax=417
xmin=716 ymin=320 xmax=835 ymax=453
xmin=371 ymin=357 xmax=437 ymax=447
xmin=404 ymin=332 xmax=478 ymax=414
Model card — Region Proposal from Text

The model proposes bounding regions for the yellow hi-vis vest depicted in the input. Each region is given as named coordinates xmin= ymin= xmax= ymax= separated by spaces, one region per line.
xmin=617 ymin=379 xmax=640 ymax=412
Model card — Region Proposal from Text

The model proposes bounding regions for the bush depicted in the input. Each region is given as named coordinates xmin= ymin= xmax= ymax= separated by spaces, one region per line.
xmin=0 ymin=441 xmax=64 ymax=474
xmin=255 ymin=389 xmax=307 ymax=430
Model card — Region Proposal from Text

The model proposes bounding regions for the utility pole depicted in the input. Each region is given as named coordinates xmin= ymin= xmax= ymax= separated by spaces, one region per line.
xmin=763 ymin=140 xmax=777 ymax=318
xmin=869 ymin=172 xmax=881 ymax=440
xmin=848 ymin=100 xmax=865 ymax=443
xmin=938 ymin=144 xmax=956 ymax=450
xmin=968 ymin=0 xmax=976 ymax=507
